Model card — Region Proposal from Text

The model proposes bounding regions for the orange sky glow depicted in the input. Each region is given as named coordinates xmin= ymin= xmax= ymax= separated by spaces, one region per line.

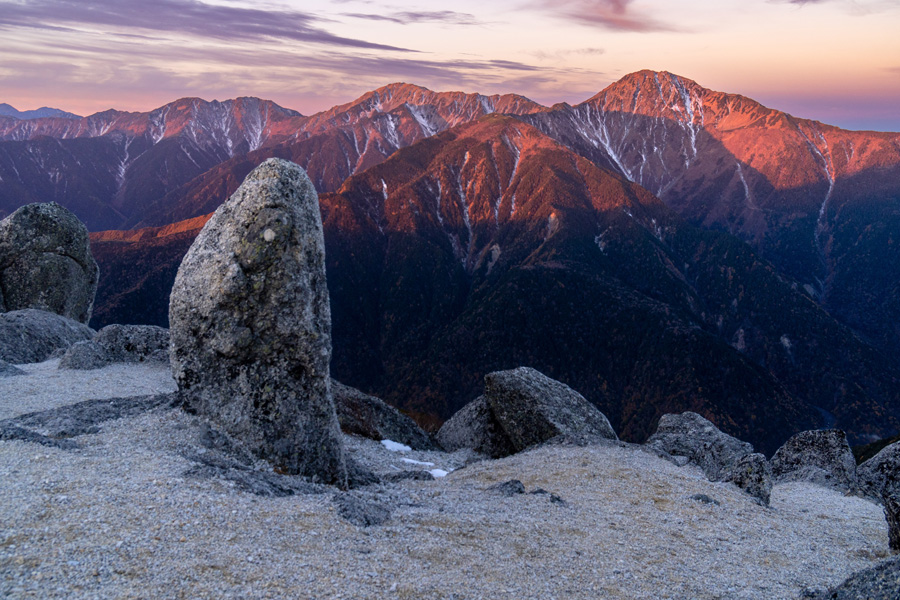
xmin=1 ymin=0 xmax=898 ymax=130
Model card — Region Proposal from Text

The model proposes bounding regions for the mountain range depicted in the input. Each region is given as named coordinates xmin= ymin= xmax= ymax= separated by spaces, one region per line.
xmin=5 ymin=71 xmax=899 ymax=453
xmin=0 ymin=103 xmax=80 ymax=120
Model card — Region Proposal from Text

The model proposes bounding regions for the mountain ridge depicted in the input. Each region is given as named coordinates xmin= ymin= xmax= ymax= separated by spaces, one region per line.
xmin=89 ymin=113 xmax=900 ymax=452
xmin=6 ymin=71 xmax=900 ymax=450
xmin=0 ymin=103 xmax=80 ymax=120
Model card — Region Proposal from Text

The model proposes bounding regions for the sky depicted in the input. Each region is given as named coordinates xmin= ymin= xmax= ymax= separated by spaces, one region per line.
xmin=0 ymin=0 xmax=898 ymax=131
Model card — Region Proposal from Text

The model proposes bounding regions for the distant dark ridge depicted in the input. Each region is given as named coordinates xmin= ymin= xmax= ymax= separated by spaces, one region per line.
xmin=0 ymin=103 xmax=81 ymax=120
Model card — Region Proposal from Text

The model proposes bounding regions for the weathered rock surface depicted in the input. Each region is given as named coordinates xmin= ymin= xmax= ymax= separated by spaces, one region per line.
xmin=169 ymin=158 xmax=346 ymax=485
xmin=489 ymin=479 xmax=526 ymax=497
xmin=0 ymin=359 xmax=25 ymax=377
xmin=887 ymin=495 xmax=900 ymax=553
xmin=771 ymin=429 xmax=858 ymax=491
xmin=646 ymin=412 xmax=755 ymax=481
xmin=0 ymin=393 xmax=176 ymax=450
xmin=57 ymin=340 xmax=109 ymax=370
xmin=437 ymin=367 xmax=617 ymax=458
xmin=436 ymin=394 xmax=515 ymax=458
xmin=0 ymin=308 xmax=94 ymax=364
xmin=183 ymin=431 xmax=328 ymax=498
xmin=0 ymin=202 xmax=99 ymax=323
xmin=689 ymin=494 xmax=721 ymax=506
xmin=804 ymin=556 xmax=900 ymax=599
xmin=727 ymin=452 xmax=773 ymax=506
xmin=485 ymin=367 xmax=617 ymax=453
xmin=59 ymin=324 xmax=169 ymax=370
xmin=645 ymin=412 xmax=773 ymax=503
xmin=333 ymin=493 xmax=391 ymax=527
xmin=332 ymin=380 xmax=437 ymax=450
xmin=858 ymin=441 xmax=900 ymax=501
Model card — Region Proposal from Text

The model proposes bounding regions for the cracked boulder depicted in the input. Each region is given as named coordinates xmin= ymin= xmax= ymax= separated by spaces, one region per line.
xmin=438 ymin=367 xmax=617 ymax=458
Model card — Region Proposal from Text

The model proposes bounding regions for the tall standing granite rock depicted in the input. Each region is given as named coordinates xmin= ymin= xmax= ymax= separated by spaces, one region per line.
xmin=886 ymin=495 xmax=900 ymax=553
xmin=169 ymin=158 xmax=347 ymax=486
xmin=0 ymin=202 xmax=99 ymax=323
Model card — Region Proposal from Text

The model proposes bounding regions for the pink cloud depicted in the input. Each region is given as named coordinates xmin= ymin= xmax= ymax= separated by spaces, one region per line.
xmin=0 ymin=0 xmax=411 ymax=52
xmin=531 ymin=0 xmax=679 ymax=33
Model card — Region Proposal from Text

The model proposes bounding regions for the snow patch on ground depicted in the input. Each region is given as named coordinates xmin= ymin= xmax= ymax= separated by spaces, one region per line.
xmin=381 ymin=439 xmax=412 ymax=453
xmin=401 ymin=458 xmax=434 ymax=467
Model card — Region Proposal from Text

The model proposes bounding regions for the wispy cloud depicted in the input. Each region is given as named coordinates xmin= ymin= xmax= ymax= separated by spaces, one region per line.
xmin=0 ymin=0 xmax=411 ymax=51
xmin=341 ymin=11 xmax=481 ymax=26
xmin=529 ymin=0 xmax=678 ymax=33
xmin=770 ymin=0 xmax=899 ymax=13
xmin=533 ymin=47 xmax=606 ymax=61
xmin=0 ymin=21 xmax=596 ymax=116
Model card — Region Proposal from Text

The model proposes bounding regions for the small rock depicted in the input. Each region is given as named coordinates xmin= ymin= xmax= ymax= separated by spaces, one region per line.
xmin=530 ymin=488 xmax=566 ymax=505
xmin=333 ymin=493 xmax=391 ymax=527
xmin=0 ymin=309 xmax=94 ymax=364
xmin=57 ymin=340 xmax=108 ymax=370
xmin=0 ymin=202 xmax=99 ymax=323
xmin=771 ymin=429 xmax=858 ymax=491
xmin=346 ymin=460 xmax=381 ymax=488
xmin=4 ymin=393 xmax=176 ymax=440
xmin=489 ymin=479 xmax=526 ymax=496
xmin=858 ymin=440 xmax=900 ymax=500
xmin=727 ymin=452 xmax=773 ymax=506
xmin=94 ymin=324 xmax=169 ymax=363
xmin=436 ymin=394 xmax=515 ymax=458
xmin=332 ymin=380 xmax=437 ymax=450
xmin=383 ymin=470 xmax=435 ymax=482
xmin=689 ymin=494 xmax=720 ymax=506
xmin=58 ymin=324 xmax=170 ymax=370
xmin=185 ymin=461 xmax=325 ymax=497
